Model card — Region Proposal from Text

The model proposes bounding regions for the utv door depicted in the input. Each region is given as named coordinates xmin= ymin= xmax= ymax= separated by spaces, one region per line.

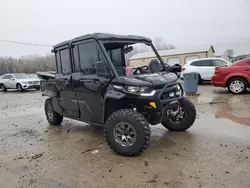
xmin=54 ymin=47 xmax=80 ymax=118
xmin=71 ymin=40 xmax=112 ymax=123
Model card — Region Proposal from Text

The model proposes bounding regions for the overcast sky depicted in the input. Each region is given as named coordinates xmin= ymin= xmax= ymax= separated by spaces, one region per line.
xmin=0 ymin=0 xmax=250 ymax=57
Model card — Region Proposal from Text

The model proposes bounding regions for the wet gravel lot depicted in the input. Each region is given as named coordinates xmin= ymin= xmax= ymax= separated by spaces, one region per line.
xmin=0 ymin=85 xmax=250 ymax=188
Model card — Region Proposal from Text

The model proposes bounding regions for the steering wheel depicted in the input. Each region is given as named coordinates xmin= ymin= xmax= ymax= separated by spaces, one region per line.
xmin=133 ymin=66 xmax=149 ymax=75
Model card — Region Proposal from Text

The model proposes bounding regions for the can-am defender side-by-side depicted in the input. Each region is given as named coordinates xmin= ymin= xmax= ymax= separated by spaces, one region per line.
xmin=38 ymin=33 xmax=196 ymax=156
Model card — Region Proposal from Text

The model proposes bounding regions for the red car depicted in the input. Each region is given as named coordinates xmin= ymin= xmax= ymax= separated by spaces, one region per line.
xmin=211 ymin=57 xmax=250 ymax=94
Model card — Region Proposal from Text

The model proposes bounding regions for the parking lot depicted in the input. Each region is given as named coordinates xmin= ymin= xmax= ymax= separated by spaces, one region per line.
xmin=0 ymin=85 xmax=250 ymax=188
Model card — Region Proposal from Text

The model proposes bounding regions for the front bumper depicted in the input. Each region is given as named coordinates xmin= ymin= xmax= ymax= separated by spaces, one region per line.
xmin=21 ymin=84 xmax=40 ymax=89
xmin=139 ymin=82 xmax=184 ymax=125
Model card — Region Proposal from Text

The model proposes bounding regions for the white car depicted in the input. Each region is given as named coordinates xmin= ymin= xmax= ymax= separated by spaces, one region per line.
xmin=180 ymin=58 xmax=232 ymax=83
xmin=0 ymin=73 xmax=40 ymax=92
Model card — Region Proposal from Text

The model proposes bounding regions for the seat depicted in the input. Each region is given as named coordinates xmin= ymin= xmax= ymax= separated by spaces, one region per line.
xmin=149 ymin=59 xmax=161 ymax=73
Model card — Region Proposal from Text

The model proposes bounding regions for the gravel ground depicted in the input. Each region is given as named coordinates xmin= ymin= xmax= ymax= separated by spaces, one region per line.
xmin=0 ymin=85 xmax=250 ymax=188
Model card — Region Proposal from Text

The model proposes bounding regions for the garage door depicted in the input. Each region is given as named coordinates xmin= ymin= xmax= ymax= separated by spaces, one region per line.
xmin=185 ymin=55 xmax=200 ymax=63
xmin=167 ymin=57 xmax=181 ymax=66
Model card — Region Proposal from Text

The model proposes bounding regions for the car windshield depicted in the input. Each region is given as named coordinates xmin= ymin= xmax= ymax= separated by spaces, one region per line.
xmin=104 ymin=42 xmax=163 ymax=76
xmin=14 ymin=73 xmax=30 ymax=79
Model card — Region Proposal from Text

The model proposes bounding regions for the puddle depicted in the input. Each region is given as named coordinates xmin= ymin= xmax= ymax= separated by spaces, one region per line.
xmin=215 ymin=112 xmax=250 ymax=127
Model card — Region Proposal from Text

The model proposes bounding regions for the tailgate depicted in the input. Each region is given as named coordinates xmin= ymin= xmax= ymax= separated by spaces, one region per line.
xmin=40 ymin=79 xmax=58 ymax=97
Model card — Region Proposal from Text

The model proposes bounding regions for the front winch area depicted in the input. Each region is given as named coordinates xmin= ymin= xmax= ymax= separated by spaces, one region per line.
xmin=160 ymin=83 xmax=183 ymax=100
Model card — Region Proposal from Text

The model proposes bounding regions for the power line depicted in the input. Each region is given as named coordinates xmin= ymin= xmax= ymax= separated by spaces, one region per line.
xmin=0 ymin=39 xmax=52 ymax=47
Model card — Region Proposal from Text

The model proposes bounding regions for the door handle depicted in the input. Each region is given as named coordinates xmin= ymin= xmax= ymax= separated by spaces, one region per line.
xmin=245 ymin=68 xmax=250 ymax=71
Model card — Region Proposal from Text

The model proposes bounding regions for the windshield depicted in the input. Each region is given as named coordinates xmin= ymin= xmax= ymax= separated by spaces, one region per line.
xmin=14 ymin=73 xmax=30 ymax=79
xmin=104 ymin=42 xmax=163 ymax=76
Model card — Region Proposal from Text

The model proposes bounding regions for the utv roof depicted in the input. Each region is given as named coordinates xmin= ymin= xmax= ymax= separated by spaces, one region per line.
xmin=53 ymin=33 xmax=152 ymax=49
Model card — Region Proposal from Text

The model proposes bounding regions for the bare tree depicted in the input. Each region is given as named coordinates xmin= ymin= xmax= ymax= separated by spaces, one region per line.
xmin=153 ymin=36 xmax=175 ymax=51
xmin=224 ymin=49 xmax=234 ymax=58
xmin=0 ymin=54 xmax=56 ymax=75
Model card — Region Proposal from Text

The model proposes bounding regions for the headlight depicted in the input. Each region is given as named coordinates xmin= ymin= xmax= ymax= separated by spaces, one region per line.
xmin=139 ymin=87 xmax=148 ymax=93
xmin=22 ymin=81 xmax=28 ymax=84
xmin=113 ymin=85 xmax=155 ymax=96
xmin=127 ymin=86 xmax=140 ymax=93
xmin=169 ymin=92 xmax=175 ymax=97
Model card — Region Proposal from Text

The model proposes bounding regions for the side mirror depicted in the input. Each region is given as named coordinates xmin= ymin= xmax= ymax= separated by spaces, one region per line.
xmin=95 ymin=61 xmax=112 ymax=78
xmin=122 ymin=46 xmax=133 ymax=54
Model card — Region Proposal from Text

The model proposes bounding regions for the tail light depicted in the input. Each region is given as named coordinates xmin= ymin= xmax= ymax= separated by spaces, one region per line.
xmin=181 ymin=67 xmax=186 ymax=71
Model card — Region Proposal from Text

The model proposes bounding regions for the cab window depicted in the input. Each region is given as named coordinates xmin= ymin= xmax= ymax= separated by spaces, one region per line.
xmin=60 ymin=49 xmax=72 ymax=74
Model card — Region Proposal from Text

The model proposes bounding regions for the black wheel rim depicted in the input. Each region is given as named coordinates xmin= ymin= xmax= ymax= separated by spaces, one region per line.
xmin=46 ymin=104 xmax=54 ymax=120
xmin=113 ymin=122 xmax=137 ymax=147
xmin=169 ymin=107 xmax=186 ymax=124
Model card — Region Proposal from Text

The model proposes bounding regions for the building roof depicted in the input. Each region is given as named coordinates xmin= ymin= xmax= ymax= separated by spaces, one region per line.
xmin=129 ymin=45 xmax=214 ymax=60
xmin=54 ymin=33 xmax=152 ymax=49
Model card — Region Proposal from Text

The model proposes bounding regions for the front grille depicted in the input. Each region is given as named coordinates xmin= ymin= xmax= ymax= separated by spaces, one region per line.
xmin=160 ymin=84 xmax=181 ymax=100
xmin=28 ymin=81 xmax=39 ymax=84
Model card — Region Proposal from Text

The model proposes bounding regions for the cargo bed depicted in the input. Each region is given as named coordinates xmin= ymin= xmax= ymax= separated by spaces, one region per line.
xmin=37 ymin=72 xmax=58 ymax=97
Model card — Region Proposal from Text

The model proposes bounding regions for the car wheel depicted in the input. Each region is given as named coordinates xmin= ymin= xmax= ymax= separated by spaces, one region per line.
xmin=0 ymin=84 xmax=7 ymax=92
xmin=227 ymin=78 xmax=247 ymax=94
xmin=104 ymin=109 xmax=151 ymax=156
xmin=198 ymin=74 xmax=202 ymax=85
xmin=17 ymin=83 xmax=23 ymax=92
xmin=45 ymin=99 xmax=63 ymax=125
xmin=162 ymin=98 xmax=196 ymax=132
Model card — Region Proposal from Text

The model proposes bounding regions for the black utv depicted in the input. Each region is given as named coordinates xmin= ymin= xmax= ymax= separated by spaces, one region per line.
xmin=38 ymin=33 xmax=196 ymax=156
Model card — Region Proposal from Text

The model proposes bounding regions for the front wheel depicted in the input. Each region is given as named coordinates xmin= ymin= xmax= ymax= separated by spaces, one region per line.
xmin=17 ymin=83 xmax=23 ymax=92
xmin=104 ymin=109 xmax=151 ymax=156
xmin=162 ymin=98 xmax=196 ymax=132
xmin=45 ymin=99 xmax=63 ymax=125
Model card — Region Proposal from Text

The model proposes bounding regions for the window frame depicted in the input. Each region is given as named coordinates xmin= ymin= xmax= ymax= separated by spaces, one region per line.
xmin=212 ymin=59 xmax=227 ymax=67
xmin=59 ymin=48 xmax=72 ymax=75
xmin=72 ymin=39 xmax=113 ymax=77
xmin=9 ymin=75 xmax=14 ymax=79
xmin=201 ymin=59 xmax=214 ymax=67
xmin=192 ymin=59 xmax=213 ymax=67
xmin=2 ymin=75 xmax=10 ymax=79
xmin=71 ymin=45 xmax=80 ymax=72
xmin=55 ymin=52 xmax=62 ymax=74
xmin=190 ymin=61 xmax=201 ymax=66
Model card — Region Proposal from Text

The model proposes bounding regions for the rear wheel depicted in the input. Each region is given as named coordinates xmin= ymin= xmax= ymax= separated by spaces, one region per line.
xmin=104 ymin=109 xmax=151 ymax=156
xmin=17 ymin=83 xmax=23 ymax=92
xmin=227 ymin=78 xmax=247 ymax=94
xmin=0 ymin=84 xmax=7 ymax=92
xmin=45 ymin=99 xmax=63 ymax=125
xmin=162 ymin=98 xmax=196 ymax=131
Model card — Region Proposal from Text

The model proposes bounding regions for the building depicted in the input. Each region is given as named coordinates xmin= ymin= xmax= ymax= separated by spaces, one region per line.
xmin=129 ymin=45 xmax=215 ymax=67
